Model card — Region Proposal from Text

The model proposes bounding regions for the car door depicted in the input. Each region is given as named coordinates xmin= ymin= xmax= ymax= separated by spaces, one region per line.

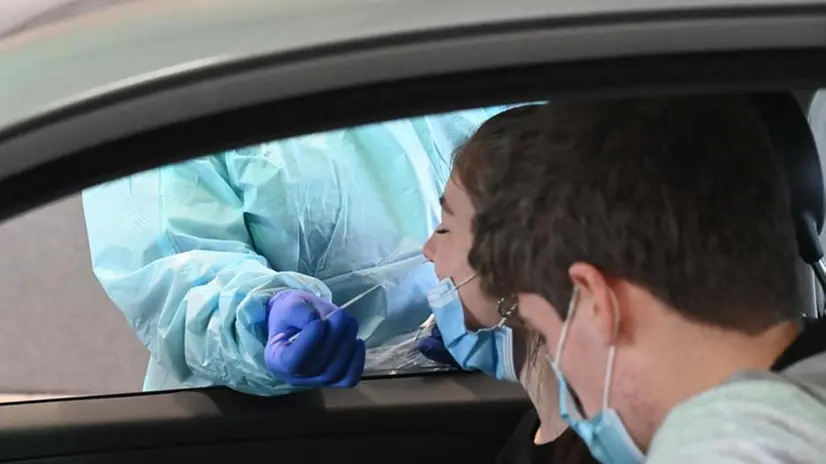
xmin=2 ymin=2 xmax=826 ymax=463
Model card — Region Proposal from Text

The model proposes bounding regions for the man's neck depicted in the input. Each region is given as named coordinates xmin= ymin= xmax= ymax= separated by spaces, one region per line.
xmin=640 ymin=320 xmax=800 ymax=445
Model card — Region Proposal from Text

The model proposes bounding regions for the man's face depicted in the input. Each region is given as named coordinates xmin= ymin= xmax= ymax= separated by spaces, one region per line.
xmin=518 ymin=260 xmax=665 ymax=428
xmin=423 ymin=175 xmax=502 ymax=329
xmin=514 ymin=264 xmax=676 ymax=452
xmin=517 ymin=290 xmax=617 ymax=420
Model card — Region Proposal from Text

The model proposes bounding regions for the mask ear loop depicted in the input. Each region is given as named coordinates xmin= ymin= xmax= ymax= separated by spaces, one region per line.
xmin=602 ymin=290 xmax=621 ymax=410
xmin=553 ymin=287 xmax=579 ymax=367
xmin=455 ymin=273 xmax=477 ymax=289
xmin=555 ymin=287 xmax=584 ymax=420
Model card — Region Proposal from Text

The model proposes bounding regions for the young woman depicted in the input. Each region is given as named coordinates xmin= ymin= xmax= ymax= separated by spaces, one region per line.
xmin=419 ymin=104 xmax=596 ymax=464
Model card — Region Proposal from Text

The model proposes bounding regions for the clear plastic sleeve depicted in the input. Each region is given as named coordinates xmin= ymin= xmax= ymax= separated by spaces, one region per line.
xmin=363 ymin=324 xmax=454 ymax=375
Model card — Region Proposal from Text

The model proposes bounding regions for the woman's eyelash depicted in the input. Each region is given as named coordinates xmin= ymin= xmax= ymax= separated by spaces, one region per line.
xmin=435 ymin=228 xmax=449 ymax=234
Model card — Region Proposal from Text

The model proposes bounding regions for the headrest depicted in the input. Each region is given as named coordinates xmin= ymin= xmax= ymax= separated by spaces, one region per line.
xmin=750 ymin=92 xmax=825 ymax=265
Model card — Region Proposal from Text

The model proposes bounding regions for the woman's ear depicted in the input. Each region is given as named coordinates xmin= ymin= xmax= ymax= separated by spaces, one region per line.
xmin=568 ymin=262 xmax=620 ymax=346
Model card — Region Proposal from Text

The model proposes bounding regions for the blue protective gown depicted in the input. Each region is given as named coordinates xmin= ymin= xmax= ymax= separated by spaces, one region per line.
xmin=82 ymin=108 xmax=504 ymax=395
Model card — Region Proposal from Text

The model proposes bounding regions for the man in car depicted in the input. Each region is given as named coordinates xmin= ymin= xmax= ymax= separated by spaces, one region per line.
xmin=469 ymin=95 xmax=826 ymax=462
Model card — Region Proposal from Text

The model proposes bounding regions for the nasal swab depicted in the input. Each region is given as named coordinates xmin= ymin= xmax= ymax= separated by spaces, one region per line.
xmin=286 ymin=282 xmax=384 ymax=343
xmin=286 ymin=253 xmax=428 ymax=343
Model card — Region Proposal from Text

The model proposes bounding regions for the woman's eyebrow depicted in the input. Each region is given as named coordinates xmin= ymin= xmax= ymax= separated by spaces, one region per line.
xmin=439 ymin=196 xmax=455 ymax=215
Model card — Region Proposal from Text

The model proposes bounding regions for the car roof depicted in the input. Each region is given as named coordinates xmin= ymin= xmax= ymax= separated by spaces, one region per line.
xmin=0 ymin=0 xmax=138 ymax=39
xmin=1 ymin=0 xmax=825 ymax=132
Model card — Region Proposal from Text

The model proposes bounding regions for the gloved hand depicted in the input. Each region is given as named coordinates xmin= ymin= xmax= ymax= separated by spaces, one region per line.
xmin=416 ymin=325 xmax=461 ymax=369
xmin=264 ymin=290 xmax=366 ymax=388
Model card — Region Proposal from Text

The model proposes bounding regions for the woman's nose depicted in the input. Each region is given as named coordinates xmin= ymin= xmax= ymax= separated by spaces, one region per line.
xmin=422 ymin=234 xmax=437 ymax=262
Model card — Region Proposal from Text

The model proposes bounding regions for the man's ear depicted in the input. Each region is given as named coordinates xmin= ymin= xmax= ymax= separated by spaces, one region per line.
xmin=568 ymin=262 xmax=619 ymax=346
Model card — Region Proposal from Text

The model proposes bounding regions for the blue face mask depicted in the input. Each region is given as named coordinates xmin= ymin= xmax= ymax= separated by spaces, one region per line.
xmin=427 ymin=275 xmax=518 ymax=382
xmin=549 ymin=288 xmax=644 ymax=464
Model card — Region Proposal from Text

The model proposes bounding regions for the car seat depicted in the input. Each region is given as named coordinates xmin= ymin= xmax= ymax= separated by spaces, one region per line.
xmin=751 ymin=92 xmax=825 ymax=319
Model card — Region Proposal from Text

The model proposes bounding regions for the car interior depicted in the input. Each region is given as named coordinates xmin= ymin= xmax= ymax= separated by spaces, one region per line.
xmin=2 ymin=52 xmax=826 ymax=463
xmin=754 ymin=92 xmax=824 ymax=319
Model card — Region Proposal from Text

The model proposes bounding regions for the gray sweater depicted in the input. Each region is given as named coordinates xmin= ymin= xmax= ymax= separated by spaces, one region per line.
xmin=647 ymin=352 xmax=826 ymax=463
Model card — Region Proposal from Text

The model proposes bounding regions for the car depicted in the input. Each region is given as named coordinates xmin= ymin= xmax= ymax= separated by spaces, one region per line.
xmin=1 ymin=1 xmax=826 ymax=463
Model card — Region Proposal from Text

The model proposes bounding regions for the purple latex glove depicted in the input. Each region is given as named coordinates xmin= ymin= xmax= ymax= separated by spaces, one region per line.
xmin=264 ymin=290 xmax=365 ymax=388
xmin=416 ymin=325 xmax=461 ymax=369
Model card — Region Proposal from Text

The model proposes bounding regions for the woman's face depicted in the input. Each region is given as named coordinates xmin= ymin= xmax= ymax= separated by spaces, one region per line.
xmin=423 ymin=175 xmax=502 ymax=329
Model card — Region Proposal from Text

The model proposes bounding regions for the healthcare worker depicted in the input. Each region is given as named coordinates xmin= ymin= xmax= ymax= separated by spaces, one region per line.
xmin=416 ymin=104 xmax=597 ymax=464
xmin=82 ymin=107 xmax=505 ymax=395
xmin=470 ymin=96 xmax=826 ymax=463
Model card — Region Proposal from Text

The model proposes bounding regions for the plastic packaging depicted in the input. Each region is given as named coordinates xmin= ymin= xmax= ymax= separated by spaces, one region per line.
xmin=363 ymin=318 xmax=455 ymax=375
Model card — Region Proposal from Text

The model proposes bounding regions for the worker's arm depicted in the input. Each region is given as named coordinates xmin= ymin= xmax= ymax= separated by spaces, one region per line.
xmin=81 ymin=155 xmax=339 ymax=395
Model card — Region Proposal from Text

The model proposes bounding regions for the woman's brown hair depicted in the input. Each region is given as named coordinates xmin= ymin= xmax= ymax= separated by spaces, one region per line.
xmin=451 ymin=104 xmax=543 ymax=212
xmin=451 ymin=103 xmax=547 ymax=368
